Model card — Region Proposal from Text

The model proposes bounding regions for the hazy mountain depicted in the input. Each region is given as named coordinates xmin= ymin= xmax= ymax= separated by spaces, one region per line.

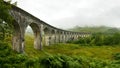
xmin=68 ymin=26 xmax=120 ymax=33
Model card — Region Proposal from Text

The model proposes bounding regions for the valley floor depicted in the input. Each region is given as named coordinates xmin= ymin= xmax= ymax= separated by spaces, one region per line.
xmin=25 ymin=42 xmax=120 ymax=61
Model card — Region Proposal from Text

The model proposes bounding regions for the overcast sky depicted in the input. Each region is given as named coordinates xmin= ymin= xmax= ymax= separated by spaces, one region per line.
xmin=11 ymin=0 xmax=120 ymax=29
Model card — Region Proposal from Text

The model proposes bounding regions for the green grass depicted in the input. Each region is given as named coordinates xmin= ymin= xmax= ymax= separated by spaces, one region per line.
xmin=25 ymin=35 xmax=120 ymax=61
xmin=0 ymin=34 xmax=120 ymax=67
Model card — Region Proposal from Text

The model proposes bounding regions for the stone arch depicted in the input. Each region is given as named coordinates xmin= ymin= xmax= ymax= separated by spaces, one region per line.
xmin=26 ymin=23 xmax=42 ymax=50
xmin=44 ymin=27 xmax=50 ymax=34
xmin=64 ymin=31 xmax=69 ymax=42
xmin=67 ymin=32 xmax=71 ymax=42
xmin=51 ymin=29 xmax=56 ymax=34
xmin=61 ymin=31 xmax=66 ymax=43
xmin=43 ymin=27 xmax=51 ymax=46
xmin=65 ymin=32 xmax=69 ymax=42
xmin=58 ymin=31 xmax=63 ymax=43
xmin=50 ymin=29 xmax=56 ymax=44
xmin=54 ymin=30 xmax=60 ymax=43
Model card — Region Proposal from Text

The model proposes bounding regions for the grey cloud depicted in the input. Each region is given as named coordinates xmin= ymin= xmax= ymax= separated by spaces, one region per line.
xmin=51 ymin=6 xmax=120 ymax=29
xmin=12 ymin=0 xmax=120 ymax=29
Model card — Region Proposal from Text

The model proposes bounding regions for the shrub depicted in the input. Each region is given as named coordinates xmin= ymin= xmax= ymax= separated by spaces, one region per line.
xmin=68 ymin=32 xmax=120 ymax=46
xmin=40 ymin=54 xmax=111 ymax=68
xmin=113 ymin=53 xmax=120 ymax=60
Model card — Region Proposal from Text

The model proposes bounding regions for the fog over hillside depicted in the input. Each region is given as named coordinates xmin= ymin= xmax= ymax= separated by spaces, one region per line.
xmin=26 ymin=26 xmax=120 ymax=34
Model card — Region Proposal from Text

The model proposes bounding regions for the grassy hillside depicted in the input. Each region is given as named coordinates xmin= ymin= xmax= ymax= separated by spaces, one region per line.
xmin=68 ymin=26 xmax=120 ymax=33
xmin=24 ymin=35 xmax=120 ymax=68
xmin=26 ymin=43 xmax=120 ymax=60
xmin=0 ymin=34 xmax=120 ymax=67
xmin=0 ymin=27 xmax=120 ymax=67
xmin=25 ymin=35 xmax=120 ymax=60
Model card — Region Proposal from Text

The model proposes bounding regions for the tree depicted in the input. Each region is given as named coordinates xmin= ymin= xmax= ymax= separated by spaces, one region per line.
xmin=0 ymin=0 xmax=13 ymax=23
xmin=0 ymin=0 xmax=13 ymax=41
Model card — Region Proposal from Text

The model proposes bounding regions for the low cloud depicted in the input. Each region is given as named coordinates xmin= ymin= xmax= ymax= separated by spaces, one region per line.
xmin=12 ymin=0 xmax=120 ymax=29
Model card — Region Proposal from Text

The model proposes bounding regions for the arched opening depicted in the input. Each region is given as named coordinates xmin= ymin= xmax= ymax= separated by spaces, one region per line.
xmin=56 ymin=30 xmax=64 ymax=43
xmin=25 ymin=25 xmax=34 ymax=52
xmin=51 ymin=29 xmax=56 ymax=44
xmin=25 ymin=23 xmax=41 ymax=51
xmin=55 ymin=30 xmax=60 ymax=43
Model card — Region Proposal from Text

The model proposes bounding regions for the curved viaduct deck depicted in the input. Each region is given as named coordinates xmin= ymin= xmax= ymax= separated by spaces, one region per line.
xmin=6 ymin=3 xmax=91 ymax=53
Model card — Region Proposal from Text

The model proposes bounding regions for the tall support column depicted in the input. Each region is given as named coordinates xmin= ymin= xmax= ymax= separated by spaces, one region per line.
xmin=67 ymin=32 xmax=71 ymax=41
xmin=69 ymin=32 xmax=71 ymax=41
xmin=44 ymin=29 xmax=52 ymax=46
xmin=77 ymin=33 xmax=79 ymax=40
xmin=12 ymin=32 xmax=24 ymax=53
xmin=56 ymin=31 xmax=59 ymax=43
xmin=60 ymin=31 xmax=63 ymax=43
xmin=51 ymin=30 xmax=58 ymax=44
xmin=74 ymin=33 xmax=78 ymax=40
xmin=44 ymin=32 xmax=49 ymax=46
xmin=74 ymin=33 xmax=76 ymax=40
xmin=64 ymin=32 xmax=67 ymax=42
xmin=57 ymin=31 xmax=61 ymax=43
xmin=50 ymin=34 xmax=54 ymax=44
xmin=48 ymin=30 xmax=52 ymax=45
xmin=21 ymin=28 xmax=25 ymax=53
xmin=73 ymin=33 xmax=75 ymax=41
xmin=65 ymin=32 xmax=69 ymax=42
xmin=62 ymin=31 xmax=65 ymax=43
xmin=39 ymin=24 xmax=43 ymax=50
xmin=66 ymin=32 xmax=69 ymax=42
xmin=59 ymin=31 xmax=62 ymax=43
xmin=58 ymin=31 xmax=61 ymax=43
xmin=13 ymin=31 xmax=25 ymax=53
xmin=33 ymin=24 xmax=43 ymax=50
xmin=44 ymin=28 xmax=51 ymax=46
xmin=12 ymin=22 xmax=25 ymax=53
xmin=54 ymin=30 xmax=57 ymax=43
xmin=72 ymin=33 xmax=74 ymax=41
xmin=50 ymin=30 xmax=55 ymax=44
xmin=55 ymin=30 xmax=59 ymax=43
xmin=34 ymin=29 xmax=42 ymax=50
xmin=69 ymin=33 xmax=72 ymax=41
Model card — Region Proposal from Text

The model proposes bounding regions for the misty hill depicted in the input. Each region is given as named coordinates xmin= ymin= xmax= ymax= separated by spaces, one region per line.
xmin=25 ymin=26 xmax=120 ymax=34
xmin=68 ymin=26 xmax=120 ymax=34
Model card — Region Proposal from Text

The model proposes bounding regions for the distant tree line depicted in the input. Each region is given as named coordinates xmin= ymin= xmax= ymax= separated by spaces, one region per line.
xmin=68 ymin=25 xmax=120 ymax=46
xmin=69 ymin=32 xmax=120 ymax=46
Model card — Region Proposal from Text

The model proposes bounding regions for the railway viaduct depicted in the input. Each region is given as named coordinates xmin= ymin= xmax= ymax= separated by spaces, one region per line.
xmin=7 ymin=4 xmax=91 ymax=53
